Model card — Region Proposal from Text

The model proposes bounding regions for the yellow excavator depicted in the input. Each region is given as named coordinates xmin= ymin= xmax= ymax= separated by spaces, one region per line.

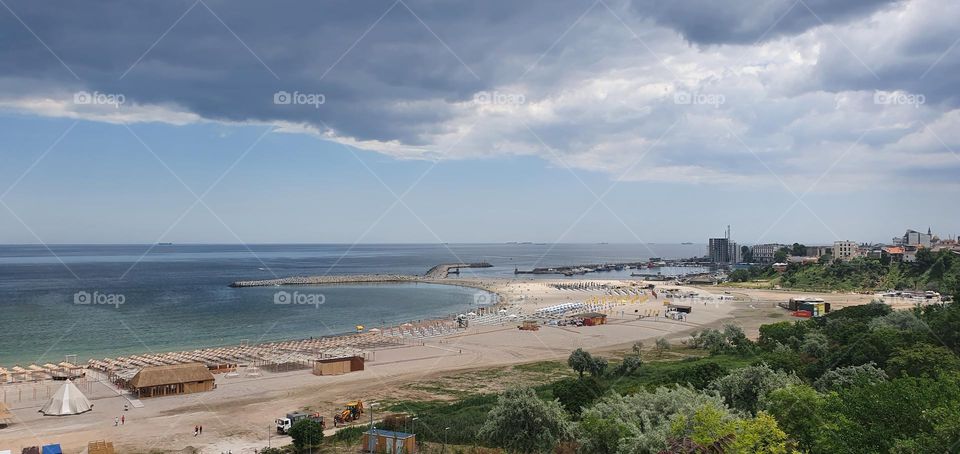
xmin=333 ymin=400 xmax=364 ymax=426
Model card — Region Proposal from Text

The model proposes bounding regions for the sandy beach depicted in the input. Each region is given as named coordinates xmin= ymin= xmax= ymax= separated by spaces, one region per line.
xmin=0 ymin=278 xmax=882 ymax=453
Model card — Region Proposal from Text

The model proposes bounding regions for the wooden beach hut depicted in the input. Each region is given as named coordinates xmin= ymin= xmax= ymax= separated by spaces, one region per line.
xmin=128 ymin=363 xmax=215 ymax=398
xmin=313 ymin=356 xmax=365 ymax=376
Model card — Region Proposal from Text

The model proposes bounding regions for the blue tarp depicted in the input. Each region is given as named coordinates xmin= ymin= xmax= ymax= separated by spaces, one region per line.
xmin=40 ymin=445 xmax=62 ymax=454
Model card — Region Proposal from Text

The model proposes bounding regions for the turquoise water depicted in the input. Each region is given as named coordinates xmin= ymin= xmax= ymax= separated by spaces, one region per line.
xmin=0 ymin=243 xmax=704 ymax=365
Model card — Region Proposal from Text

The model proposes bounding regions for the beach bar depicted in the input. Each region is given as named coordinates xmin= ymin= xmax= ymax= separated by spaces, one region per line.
xmin=361 ymin=429 xmax=417 ymax=453
xmin=128 ymin=363 xmax=215 ymax=398
xmin=313 ymin=356 xmax=365 ymax=376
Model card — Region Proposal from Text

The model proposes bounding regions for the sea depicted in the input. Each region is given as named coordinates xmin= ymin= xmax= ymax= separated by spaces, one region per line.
xmin=0 ymin=243 xmax=706 ymax=366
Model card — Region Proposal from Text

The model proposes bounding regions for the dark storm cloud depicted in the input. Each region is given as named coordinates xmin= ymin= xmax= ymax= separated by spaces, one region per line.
xmin=0 ymin=0 xmax=590 ymax=143
xmin=0 ymin=0 xmax=958 ymax=188
xmin=629 ymin=0 xmax=900 ymax=45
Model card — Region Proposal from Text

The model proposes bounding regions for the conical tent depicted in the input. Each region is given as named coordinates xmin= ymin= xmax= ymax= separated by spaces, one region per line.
xmin=39 ymin=380 xmax=92 ymax=416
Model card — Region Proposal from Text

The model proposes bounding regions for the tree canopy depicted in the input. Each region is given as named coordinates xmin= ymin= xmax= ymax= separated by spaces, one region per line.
xmin=479 ymin=387 xmax=572 ymax=453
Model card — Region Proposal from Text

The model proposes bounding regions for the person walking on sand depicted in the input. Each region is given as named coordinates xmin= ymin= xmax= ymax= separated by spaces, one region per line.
xmin=199 ymin=424 xmax=203 ymax=435
xmin=194 ymin=425 xmax=198 ymax=436
xmin=121 ymin=415 xmax=125 ymax=425
xmin=114 ymin=416 xmax=119 ymax=426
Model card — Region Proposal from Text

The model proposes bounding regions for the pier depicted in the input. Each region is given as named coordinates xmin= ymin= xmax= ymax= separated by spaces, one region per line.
xmin=230 ymin=262 xmax=492 ymax=287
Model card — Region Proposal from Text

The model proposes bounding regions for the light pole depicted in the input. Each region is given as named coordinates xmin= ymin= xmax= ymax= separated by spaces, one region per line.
xmin=366 ymin=401 xmax=379 ymax=452
xmin=369 ymin=401 xmax=379 ymax=431
xmin=443 ymin=426 xmax=450 ymax=453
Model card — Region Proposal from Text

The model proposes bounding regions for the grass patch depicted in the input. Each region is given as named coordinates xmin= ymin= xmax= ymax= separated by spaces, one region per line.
xmin=513 ymin=360 xmax=567 ymax=374
xmin=330 ymin=425 xmax=366 ymax=443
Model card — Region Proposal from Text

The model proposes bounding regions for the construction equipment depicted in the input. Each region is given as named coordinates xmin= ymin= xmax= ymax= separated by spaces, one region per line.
xmin=276 ymin=411 xmax=324 ymax=434
xmin=333 ymin=400 xmax=364 ymax=426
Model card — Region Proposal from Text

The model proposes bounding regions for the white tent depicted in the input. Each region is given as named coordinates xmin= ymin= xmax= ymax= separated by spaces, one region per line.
xmin=39 ymin=380 xmax=92 ymax=416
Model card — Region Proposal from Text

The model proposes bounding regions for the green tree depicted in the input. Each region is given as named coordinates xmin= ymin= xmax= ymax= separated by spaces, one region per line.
xmin=724 ymin=324 xmax=755 ymax=355
xmin=288 ymin=419 xmax=324 ymax=450
xmin=729 ymin=269 xmax=751 ymax=282
xmin=799 ymin=331 xmax=829 ymax=358
xmin=817 ymin=253 xmax=832 ymax=265
xmin=791 ymin=243 xmax=807 ymax=257
xmin=612 ymin=355 xmax=642 ymax=376
xmin=763 ymin=384 xmax=825 ymax=451
xmin=814 ymin=362 xmax=888 ymax=392
xmin=668 ymin=403 xmax=738 ymax=448
xmin=741 ymin=245 xmax=754 ymax=263
xmin=479 ymin=387 xmax=572 ymax=454
xmin=691 ymin=325 xmax=754 ymax=355
xmin=921 ymin=302 xmax=960 ymax=351
xmin=753 ymin=344 xmax=805 ymax=376
xmin=589 ymin=357 xmax=608 ymax=378
xmin=578 ymin=386 xmax=730 ymax=453
xmin=774 ymin=248 xmax=789 ymax=263
xmin=691 ymin=328 xmax=727 ymax=355
xmin=553 ymin=377 xmax=604 ymax=415
xmin=815 ymin=375 xmax=960 ymax=453
xmin=886 ymin=344 xmax=960 ymax=378
xmin=576 ymin=411 xmax=634 ymax=454
xmin=568 ymin=348 xmax=593 ymax=378
xmin=666 ymin=361 xmax=729 ymax=389
xmin=708 ymin=364 xmax=801 ymax=415
xmin=758 ymin=321 xmax=809 ymax=350
xmin=868 ymin=309 xmax=927 ymax=334
xmin=668 ymin=406 xmax=789 ymax=454
xmin=655 ymin=338 xmax=671 ymax=357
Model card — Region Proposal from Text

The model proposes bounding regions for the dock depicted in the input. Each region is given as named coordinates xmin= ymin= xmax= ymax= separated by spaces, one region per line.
xmin=230 ymin=262 xmax=492 ymax=287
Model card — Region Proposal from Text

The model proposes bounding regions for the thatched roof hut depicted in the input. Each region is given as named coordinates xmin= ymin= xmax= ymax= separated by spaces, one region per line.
xmin=129 ymin=363 xmax=215 ymax=398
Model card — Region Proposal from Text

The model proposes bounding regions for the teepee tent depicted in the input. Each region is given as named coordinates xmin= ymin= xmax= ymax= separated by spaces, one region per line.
xmin=39 ymin=380 xmax=91 ymax=416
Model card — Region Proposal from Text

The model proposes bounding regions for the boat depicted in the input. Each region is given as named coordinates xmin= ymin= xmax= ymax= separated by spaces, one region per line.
xmin=157 ymin=242 xmax=173 ymax=246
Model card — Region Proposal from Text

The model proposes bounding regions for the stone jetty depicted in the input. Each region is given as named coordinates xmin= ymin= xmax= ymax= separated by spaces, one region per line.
xmin=230 ymin=262 xmax=492 ymax=287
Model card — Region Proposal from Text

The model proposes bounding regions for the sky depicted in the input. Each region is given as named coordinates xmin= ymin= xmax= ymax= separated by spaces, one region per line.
xmin=0 ymin=0 xmax=958 ymax=245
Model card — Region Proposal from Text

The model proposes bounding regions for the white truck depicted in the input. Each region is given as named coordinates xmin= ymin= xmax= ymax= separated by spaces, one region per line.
xmin=276 ymin=411 xmax=324 ymax=434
